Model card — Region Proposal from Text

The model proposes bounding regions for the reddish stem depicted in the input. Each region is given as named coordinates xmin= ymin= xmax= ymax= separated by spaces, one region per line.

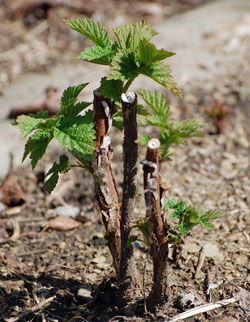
xmin=142 ymin=138 xmax=169 ymax=311
xmin=119 ymin=92 xmax=140 ymax=295
xmin=91 ymin=89 xmax=121 ymax=275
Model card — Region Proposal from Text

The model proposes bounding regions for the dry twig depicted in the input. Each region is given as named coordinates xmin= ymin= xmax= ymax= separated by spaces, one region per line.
xmin=194 ymin=249 xmax=205 ymax=279
xmin=9 ymin=218 xmax=21 ymax=241
xmin=169 ymin=297 xmax=239 ymax=322
xmin=17 ymin=249 xmax=49 ymax=257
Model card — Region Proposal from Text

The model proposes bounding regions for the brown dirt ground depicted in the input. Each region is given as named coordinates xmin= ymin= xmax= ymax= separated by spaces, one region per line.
xmin=0 ymin=1 xmax=249 ymax=321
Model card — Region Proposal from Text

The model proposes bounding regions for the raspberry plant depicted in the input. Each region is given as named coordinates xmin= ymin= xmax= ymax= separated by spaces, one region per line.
xmin=204 ymin=99 xmax=231 ymax=134
xmin=14 ymin=19 xmax=222 ymax=311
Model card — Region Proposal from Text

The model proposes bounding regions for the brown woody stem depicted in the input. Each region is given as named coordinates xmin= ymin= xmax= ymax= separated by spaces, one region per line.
xmin=119 ymin=92 xmax=140 ymax=294
xmin=142 ymin=138 xmax=169 ymax=311
xmin=91 ymin=89 xmax=121 ymax=275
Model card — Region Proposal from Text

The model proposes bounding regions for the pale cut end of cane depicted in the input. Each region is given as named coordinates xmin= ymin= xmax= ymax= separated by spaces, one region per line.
xmin=93 ymin=88 xmax=102 ymax=97
xmin=148 ymin=138 xmax=160 ymax=150
xmin=146 ymin=138 xmax=160 ymax=162
xmin=121 ymin=92 xmax=136 ymax=104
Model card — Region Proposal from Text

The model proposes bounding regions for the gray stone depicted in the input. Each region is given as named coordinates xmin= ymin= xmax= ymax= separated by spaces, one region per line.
xmin=77 ymin=284 xmax=92 ymax=299
xmin=201 ymin=241 xmax=224 ymax=262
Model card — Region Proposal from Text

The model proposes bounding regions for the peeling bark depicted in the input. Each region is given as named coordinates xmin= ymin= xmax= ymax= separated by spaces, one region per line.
xmin=119 ymin=92 xmax=140 ymax=296
xmin=91 ymin=89 xmax=121 ymax=275
xmin=142 ymin=139 xmax=169 ymax=311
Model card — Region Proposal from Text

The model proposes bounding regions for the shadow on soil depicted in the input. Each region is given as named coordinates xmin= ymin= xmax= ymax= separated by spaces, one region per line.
xmin=0 ymin=273 xmax=147 ymax=322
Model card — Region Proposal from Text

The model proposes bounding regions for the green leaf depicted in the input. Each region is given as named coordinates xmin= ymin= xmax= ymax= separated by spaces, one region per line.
xmin=138 ymin=39 xmax=175 ymax=65
xmin=16 ymin=113 xmax=49 ymax=138
xmin=159 ymin=120 xmax=203 ymax=160
xmin=113 ymin=20 xmax=158 ymax=51
xmin=112 ymin=111 xmax=123 ymax=131
xmin=23 ymin=130 xmax=53 ymax=169
xmin=199 ymin=210 xmax=222 ymax=229
xmin=108 ymin=49 xmax=141 ymax=81
xmin=159 ymin=132 xmax=173 ymax=160
xmin=160 ymin=127 xmax=187 ymax=159
xmin=100 ymin=77 xmax=123 ymax=102
xmin=136 ymin=104 xmax=149 ymax=116
xmin=167 ymin=120 xmax=203 ymax=138
xmin=168 ymin=230 xmax=181 ymax=244
xmin=83 ymin=109 xmax=94 ymax=123
xmin=78 ymin=44 xmax=115 ymax=65
xmin=65 ymin=18 xmax=111 ymax=47
xmin=53 ymin=115 xmax=95 ymax=162
xmin=136 ymin=134 xmax=151 ymax=146
xmin=171 ymin=209 xmax=184 ymax=220
xmin=60 ymin=83 xmax=89 ymax=116
xmin=163 ymin=199 xmax=179 ymax=211
xmin=200 ymin=220 xmax=215 ymax=230
xmin=108 ymin=23 xmax=179 ymax=96
xmin=33 ymin=111 xmax=49 ymax=118
xmin=70 ymin=101 xmax=92 ymax=117
xmin=44 ymin=155 xmax=70 ymax=193
xmin=201 ymin=210 xmax=223 ymax=220
xmin=135 ymin=218 xmax=152 ymax=247
xmin=108 ymin=47 xmax=175 ymax=86
xmin=61 ymin=84 xmax=88 ymax=107
xmin=112 ymin=117 xmax=123 ymax=131
xmin=137 ymin=104 xmax=151 ymax=125
xmin=47 ymin=155 xmax=70 ymax=176
xmin=143 ymin=61 xmax=181 ymax=97
xmin=164 ymin=198 xmax=223 ymax=237
xmin=136 ymin=104 xmax=149 ymax=124
xmin=146 ymin=114 xmax=167 ymax=128
xmin=138 ymin=89 xmax=169 ymax=118
xmin=179 ymin=224 xmax=189 ymax=236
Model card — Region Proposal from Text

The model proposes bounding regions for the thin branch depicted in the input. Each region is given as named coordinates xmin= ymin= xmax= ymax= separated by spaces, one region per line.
xmin=169 ymin=297 xmax=239 ymax=322
xmin=195 ymin=250 xmax=205 ymax=279
xmin=17 ymin=249 xmax=49 ymax=257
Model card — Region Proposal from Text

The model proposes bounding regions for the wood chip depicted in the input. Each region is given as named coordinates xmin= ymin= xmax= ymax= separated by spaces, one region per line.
xmin=43 ymin=215 xmax=82 ymax=231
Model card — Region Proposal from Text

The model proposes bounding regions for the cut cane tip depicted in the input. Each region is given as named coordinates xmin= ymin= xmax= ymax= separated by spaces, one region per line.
xmin=121 ymin=92 xmax=136 ymax=104
xmin=148 ymin=138 xmax=160 ymax=150
xmin=94 ymin=88 xmax=102 ymax=96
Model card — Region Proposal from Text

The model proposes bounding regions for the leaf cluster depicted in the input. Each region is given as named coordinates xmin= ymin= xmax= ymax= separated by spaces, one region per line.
xmin=44 ymin=155 xmax=70 ymax=193
xmin=15 ymin=84 xmax=95 ymax=192
xmin=163 ymin=199 xmax=223 ymax=243
xmin=137 ymin=89 xmax=203 ymax=160
xmin=128 ymin=218 xmax=152 ymax=249
xmin=15 ymin=19 xmax=203 ymax=194
xmin=65 ymin=18 xmax=180 ymax=102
